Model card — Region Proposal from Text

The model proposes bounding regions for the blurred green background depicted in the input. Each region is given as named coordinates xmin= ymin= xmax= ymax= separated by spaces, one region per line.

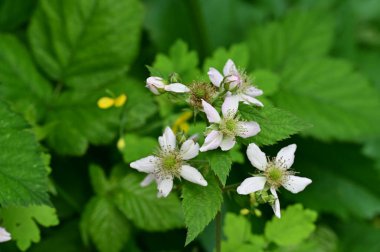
xmin=1 ymin=0 xmax=380 ymax=251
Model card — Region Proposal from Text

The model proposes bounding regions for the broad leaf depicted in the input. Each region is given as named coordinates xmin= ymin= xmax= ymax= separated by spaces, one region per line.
xmin=0 ymin=205 xmax=59 ymax=251
xmin=265 ymin=204 xmax=317 ymax=246
xmin=80 ymin=197 xmax=130 ymax=252
xmin=247 ymin=11 xmax=333 ymax=70
xmin=239 ymin=104 xmax=311 ymax=146
xmin=182 ymin=174 xmax=223 ymax=245
xmin=208 ymin=150 xmax=232 ymax=186
xmin=29 ymin=0 xmax=143 ymax=89
xmin=0 ymin=0 xmax=37 ymax=31
xmin=121 ymin=134 xmax=157 ymax=163
xmin=112 ymin=173 xmax=184 ymax=231
xmin=0 ymin=101 xmax=49 ymax=206
xmin=275 ymin=58 xmax=380 ymax=141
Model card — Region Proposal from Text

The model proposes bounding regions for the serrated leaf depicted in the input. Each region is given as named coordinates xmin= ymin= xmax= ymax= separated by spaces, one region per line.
xmin=203 ymin=43 xmax=250 ymax=72
xmin=121 ymin=134 xmax=157 ymax=163
xmin=182 ymin=174 xmax=223 ymax=245
xmin=239 ymin=104 xmax=311 ymax=146
xmin=0 ymin=205 xmax=59 ymax=251
xmin=29 ymin=0 xmax=143 ymax=89
xmin=0 ymin=101 xmax=49 ymax=206
xmin=112 ymin=173 xmax=184 ymax=231
xmin=265 ymin=204 xmax=317 ymax=246
xmin=208 ymin=150 xmax=232 ymax=186
xmin=248 ymin=11 xmax=333 ymax=70
xmin=80 ymin=197 xmax=130 ymax=252
xmin=0 ymin=34 xmax=52 ymax=120
xmin=274 ymin=58 xmax=380 ymax=141
xmin=151 ymin=40 xmax=200 ymax=83
xmin=222 ymin=213 xmax=266 ymax=252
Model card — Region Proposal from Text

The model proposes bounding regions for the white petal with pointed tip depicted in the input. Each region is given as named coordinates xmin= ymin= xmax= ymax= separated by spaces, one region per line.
xmin=222 ymin=94 xmax=239 ymax=117
xmin=157 ymin=177 xmax=174 ymax=197
xmin=270 ymin=187 xmax=281 ymax=218
xmin=130 ymin=155 xmax=159 ymax=173
xmin=220 ymin=136 xmax=236 ymax=151
xmin=236 ymin=121 xmax=261 ymax=138
xmin=164 ymin=83 xmax=190 ymax=93
xmin=240 ymin=94 xmax=264 ymax=107
xmin=246 ymin=143 xmax=267 ymax=171
xmin=180 ymin=140 xmax=199 ymax=160
xmin=208 ymin=67 xmax=223 ymax=87
xmin=237 ymin=176 xmax=267 ymax=195
xmin=180 ymin=165 xmax=208 ymax=186
xmin=0 ymin=227 xmax=11 ymax=243
xmin=159 ymin=127 xmax=176 ymax=151
xmin=200 ymin=130 xmax=223 ymax=152
xmin=282 ymin=175 xmax=312 ymax=193
xmin=140 ymin=174 xmax=156 ymax=187
xmin=146 ymin=76 xmax=165 ymax=88
xmin=275 ymin=144 xmax=297 ymax=169
xmin=202 ymin=100 xmax=221 ymax=123
xmin=223 ymin=59 xmax=238 ymax=76
xmin=245 ymin=86 xmax=263 ymax=97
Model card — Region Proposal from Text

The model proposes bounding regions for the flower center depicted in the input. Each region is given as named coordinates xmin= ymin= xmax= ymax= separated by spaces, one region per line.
xmin=264 ymin=164 xmax=285 ymax=188
xmin=157 ymin=151 xmax=183 ymax=179
xmin=219 ymin=117 xmax=238 ymax=136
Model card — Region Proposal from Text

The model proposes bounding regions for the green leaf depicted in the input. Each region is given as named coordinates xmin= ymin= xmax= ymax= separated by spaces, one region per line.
xmin=208 ymin=150 xmax=232 ymax=186
xmin=80 ymin=197 xmax=130 ymax=252
xmin=151 ymin=40 xmax=200 ymax=83
xmin=203 ymin=43 xmax=250 ymax=72
xmin=0 ymin=0 xmax=37 ymax=31
xmin=0 ymin=101 xmax=50 ymax=206
xmin=239 ymin=104 xmax=311 ymax=146
xmin=182 ymin=174 xmax=223 ymax=245
xmin=247 ymin=11 xmax=333 ymax=70
xmin=89 ymin=165 xmax=109 ymax=195
xmin=0 ymin=34 xmax=52 ymax=120
xmin=0 ymin=205 xmax=59 ymax=251
xmin=112 ymin=173 xmax=184 ymax=231
xmin=252 ymin=69 xmax=280 ymax=96
xmin=29 ymin=0 xmax=143 ymax=89
xmin=265 ymin=204 xmax=317 ymax=246
xmin=274 ymin=58 xmax=380 ymax=141
xmin=338 ymin=221 xmax=380 ymax=252
xmin=121 ymin=134 xmax=157 ymax=163
xmin=222 ymin=213 xmax=266 ymax=252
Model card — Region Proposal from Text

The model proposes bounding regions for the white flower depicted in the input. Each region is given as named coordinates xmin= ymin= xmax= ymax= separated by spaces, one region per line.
xmin=130 ymin=127 xmax=207 ymax=197
xmin=146 ymin=76 xmax=190 ymax=95
xmin=200 ymin=97 xmax=260 ymax=152
xmin=0 ymin=227 xmax=11 ymax=243
xmin=237 ymin=143 xmax=312 ymax=218
xmin=208 ymin=59 xmax=264 ymax=107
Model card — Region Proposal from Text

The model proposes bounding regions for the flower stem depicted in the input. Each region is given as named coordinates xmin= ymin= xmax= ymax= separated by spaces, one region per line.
xmin=215 ymin=211 xmax=222 ymax=252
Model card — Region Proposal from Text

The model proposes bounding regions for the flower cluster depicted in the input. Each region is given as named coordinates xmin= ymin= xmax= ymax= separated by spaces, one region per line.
xmin=131 ymin=59 xmax=311 ymax=218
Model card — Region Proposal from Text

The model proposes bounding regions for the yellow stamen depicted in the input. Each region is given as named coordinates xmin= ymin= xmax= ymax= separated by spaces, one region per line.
xmin=114 ymin=94 xmax=127 ymax=107
xmin=97 ymin=97 xmax=114 ymax=109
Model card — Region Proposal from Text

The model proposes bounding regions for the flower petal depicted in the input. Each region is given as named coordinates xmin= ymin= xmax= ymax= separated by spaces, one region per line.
xmin=200 ymin=130 xmax=223 ymax=152
xmin=159 ymin=127 xmax=177 ymax=151
xmin=270 ymin=187 xmax=281 ymax=218
xmin=157 ymin=177 xmax=174 ymax=197
xmin=180 ymin=165 xmax=208 ymax=186
xmin=246 ymin=143 xmax=267 ymax=171
xmin=240 ymin=94 xmax=264 ymax=107
xmin=140 ymin=174 xmax=156 ymax=187
xmin=220 ymin=135 xmax=236 ymax=151
xmin=222 ymin=94 xmax=239 ymax=117
xmin=245 ymin=86 xmax=263 ymax=97
xmin=202 ymin=100 xmax=221 ymax=123
xmin=282 ymin=175 xmax=312 ymax=193
xmin=208 ymin=67 xmax=223 ymax=87
xmin=180 ymin=140 xmax=199 ymax=160
xmin=146 ymin=76 xmax=165 ymax=88
xmin=223 ymin=59 xmax=238 ymax=76
xmin=130 ymin=155 xmax=159 ymax=173
xmin=236 ymin=121 xmax=261 ymax=138
xmin=237 ymin=176 xmax=267 ymax=195
xmin=0 ymin=227 xmax=11 ymax=243
xmin=164 ymin=83 xmax=190 ymax=93
xmin=275 ymin=144 xmax=297 ymax=169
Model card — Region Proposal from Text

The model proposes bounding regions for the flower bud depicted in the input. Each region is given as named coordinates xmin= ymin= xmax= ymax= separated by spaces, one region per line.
xmin=169 ymin=72 xmax=181 ymax=83
xmin=146 ymin=76 xmax=166 ymax=95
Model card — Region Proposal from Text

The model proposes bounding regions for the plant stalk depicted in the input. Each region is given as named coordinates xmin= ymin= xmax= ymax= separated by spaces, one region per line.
xmin=215 ymin=210 xmax=222 ymax=252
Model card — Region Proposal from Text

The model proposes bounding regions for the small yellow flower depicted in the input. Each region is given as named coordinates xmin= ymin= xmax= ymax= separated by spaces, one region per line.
xmin=114 ymin=94 xmax=127 ymax=107
xmin=97 ymin=93 xmax=127 ymax=109
xmin=240 ymin=208 xmax=250 ymax=215
xmin=117 ymin=138 xmax=126 ymax=150
xmin=172 ymin=111 xmax=192 ymax=133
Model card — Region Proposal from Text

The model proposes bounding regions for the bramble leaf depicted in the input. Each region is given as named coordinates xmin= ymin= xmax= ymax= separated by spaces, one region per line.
xmin=121 ymin=134 xmax=157 ymax=163
xmin=208 ymin=150 xmax=232 ymax=186
xmin=29 ymin=0 xmax=143 ymax=89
